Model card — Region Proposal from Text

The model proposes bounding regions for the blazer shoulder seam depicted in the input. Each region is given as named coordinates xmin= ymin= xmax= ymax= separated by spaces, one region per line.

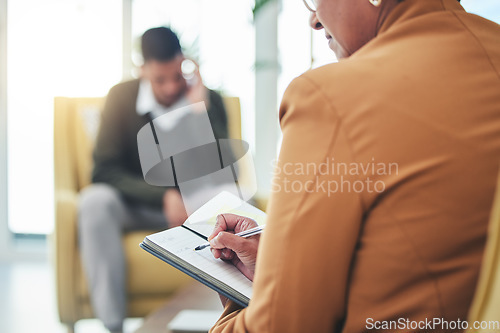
xmin=449 ymin=11 xmax=500 ymax=81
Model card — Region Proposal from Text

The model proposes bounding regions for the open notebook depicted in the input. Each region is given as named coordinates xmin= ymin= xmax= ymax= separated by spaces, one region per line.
xmin=140 ymin=191 xmax=266 ymax=307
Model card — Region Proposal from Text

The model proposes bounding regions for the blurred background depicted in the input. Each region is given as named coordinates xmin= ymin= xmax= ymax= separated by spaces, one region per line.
xmin=0 ymin=0 xmax=499 ymax=332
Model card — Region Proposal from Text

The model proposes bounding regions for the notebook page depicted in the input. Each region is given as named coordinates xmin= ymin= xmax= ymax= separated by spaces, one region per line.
xmin=184 ymin=191 xmax=267 ymax=238
xmin=146 ymin=227 xmax=253 ymax=299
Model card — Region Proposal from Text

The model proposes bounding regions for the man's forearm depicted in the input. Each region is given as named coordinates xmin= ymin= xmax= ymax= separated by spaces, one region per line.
xmin=92 ymin=165 xmax=167 ymax=207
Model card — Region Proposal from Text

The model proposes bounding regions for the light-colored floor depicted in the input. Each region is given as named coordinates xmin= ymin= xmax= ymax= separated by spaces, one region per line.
xmin=0 ymin=242 xmax=143 ymax=333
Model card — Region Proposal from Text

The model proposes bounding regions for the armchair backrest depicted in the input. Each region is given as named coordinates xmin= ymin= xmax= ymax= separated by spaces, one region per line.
xmin=54 ymin=96 xmax=241 ymax=193
xmin=54 ymin=97 xmax=104 ymax=193
xmin=223 ymin=96 xmax=242 ymax=140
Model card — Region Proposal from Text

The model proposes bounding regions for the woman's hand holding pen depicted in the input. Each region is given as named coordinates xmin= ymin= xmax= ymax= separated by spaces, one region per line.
xmin=208 ymin=214 xmax=260 ymax=282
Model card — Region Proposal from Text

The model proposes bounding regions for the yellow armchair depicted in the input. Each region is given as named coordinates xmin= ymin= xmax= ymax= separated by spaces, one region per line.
xmin=53 ymin=96 xmax=242 ymax=333
xmin=467 ymin=171 xmax=500 ymax=332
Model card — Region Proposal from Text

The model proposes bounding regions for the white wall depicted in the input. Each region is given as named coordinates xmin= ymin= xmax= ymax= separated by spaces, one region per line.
xmin=6 ymin=0 xmax=123 ymax=234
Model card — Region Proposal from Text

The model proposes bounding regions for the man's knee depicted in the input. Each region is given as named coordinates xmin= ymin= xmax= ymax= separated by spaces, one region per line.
xmin=79 ymin=184 xmax=126 ymax=230
xmin=80 ymin=183 xmax=123 ymax=209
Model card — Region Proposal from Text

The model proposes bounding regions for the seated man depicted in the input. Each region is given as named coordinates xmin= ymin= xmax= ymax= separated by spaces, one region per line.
xmin=78 ymin=27 xmax=228 ymax=333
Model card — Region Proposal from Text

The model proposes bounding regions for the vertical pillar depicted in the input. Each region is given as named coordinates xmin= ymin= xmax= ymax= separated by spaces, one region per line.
xmin=254 ymin=0 xmax=280 ymax=198
xmin=0 ymin=0 xmax=11 ymax=260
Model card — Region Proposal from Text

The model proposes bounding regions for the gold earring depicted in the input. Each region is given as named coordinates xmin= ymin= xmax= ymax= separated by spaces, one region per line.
xmin=369 ymin=0 xmax=382 ymax=6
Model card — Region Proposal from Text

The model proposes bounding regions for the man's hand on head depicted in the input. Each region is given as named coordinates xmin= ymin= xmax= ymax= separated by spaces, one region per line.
xmin=183 ymin=59 xmax=210 ymax=108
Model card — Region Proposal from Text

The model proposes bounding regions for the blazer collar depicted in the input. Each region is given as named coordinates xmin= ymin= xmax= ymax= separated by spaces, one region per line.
xmin=379 ymin=0 xmax=465 ymax=36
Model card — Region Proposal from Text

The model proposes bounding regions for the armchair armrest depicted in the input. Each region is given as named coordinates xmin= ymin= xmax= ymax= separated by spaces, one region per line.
xmin=53 ymin=189 xmax=80 ymax=324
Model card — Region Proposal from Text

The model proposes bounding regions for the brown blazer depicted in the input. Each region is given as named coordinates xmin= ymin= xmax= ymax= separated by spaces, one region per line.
xmin=211 ymin=0 xmax=500 ymax=332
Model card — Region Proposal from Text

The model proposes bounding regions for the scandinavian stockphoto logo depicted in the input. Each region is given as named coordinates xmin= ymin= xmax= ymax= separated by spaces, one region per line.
xmin=137 ymin=102 xmax=257 ymax=216
xmin=271 ymin=157 xmax=399 ymax=196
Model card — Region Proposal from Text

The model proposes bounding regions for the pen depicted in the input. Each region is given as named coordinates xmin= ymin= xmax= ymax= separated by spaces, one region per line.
xmin=194 ymin=224 xmax=266 ymax=251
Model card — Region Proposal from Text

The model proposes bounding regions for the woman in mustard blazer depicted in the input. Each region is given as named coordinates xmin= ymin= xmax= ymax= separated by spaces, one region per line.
xmin=208 ymin=0 xmax=500 ymax=331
